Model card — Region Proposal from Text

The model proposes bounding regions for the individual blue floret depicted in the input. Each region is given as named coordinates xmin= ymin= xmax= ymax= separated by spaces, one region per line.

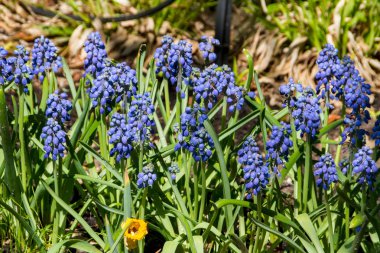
xmin=32 ymin=36 xmax=62 ymax=82
xmin=41 ymin=118 xmax=67 ymax=161
xmin=266 ymin=122 xmax=293 ymax=174
xmin=84 ymin=32 xmax=108 ymax=77
xmin=292 ymin=87 xmax=321 ymax=137
xmin=314 ymin=153 xmax=338 ymax=190
xmin=154 ymin=35 xmax=193 ymax=87
xmin=237 ymin=136 xmax=270 ymax=199
xmin=137 ymin=164 xmax=157 ymax=188
xmin=108 ymin=113 xmax=134 ymax=162
xmin=168 ymin=163 xmax=180 ymax=181
xmin=352 ymin=146 xmax=378 ymax=186
xmin=127 ymin=92 xmax=155 ymax=145
xmin=371 ymin=119 xmax=380 ymax=146
xmin=175 ymin=105 xmax=214 ymax=162
xmin=46 ymin=90 xmax=72 ymax=123
xmin=199 ymin=35 xmax=220 ymax=63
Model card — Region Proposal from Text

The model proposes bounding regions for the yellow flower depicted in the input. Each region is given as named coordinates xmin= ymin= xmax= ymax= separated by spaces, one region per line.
xmin=121 ymin=218 xmax=148 ymax=249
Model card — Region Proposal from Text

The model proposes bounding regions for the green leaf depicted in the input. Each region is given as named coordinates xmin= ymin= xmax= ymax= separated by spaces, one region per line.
xmin=62 ymin=58 xmax=82 ymax=115
xmin=47 ymin=239 xmax=102 ymax=253
xmin=161 ymin=241 xmax=180 ymax=253
xmin=193 ymin=235 xmax=204 ymax=253
xmin=42 ymin=181 xmax=105 ymax=248
xmin=204 ymin=120 xmax=233 ymax=228
xmin=337 ymin=236 xmax=355 ymax=253
xmin=250 ymin=217 xmax=306 ymax=253
xmin=296 ymin=213 xmax=324 ymax=253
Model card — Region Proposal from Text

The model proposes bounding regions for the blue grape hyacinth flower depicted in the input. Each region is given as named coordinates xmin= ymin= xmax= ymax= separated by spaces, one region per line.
xmin=266 ymin=122 xmax=293 ymax=174
xmin=41 ymin=118 xmax=67 ymax=161
xmin=0 ymin=48 xmax=15 ymax=86
xmin=199 ymin=35 xmax=220 ymax=63
xmin=237 ymin=136 xmax=270 ymax=199
xmin=6 ymin=45 xmax=33 ymax=92
xmin=108 ymin=113 xmax=134 ymax=162
xmin=84 ymin=32 xmax=108 ymax=77
xmin=315 ymin=44 xmax=343 ymax=107
xmin=175 ymin=105 xmax=214 ymax=162
xmin=168 ymin=163 xmax=180 ymax=181
xmin=46 ymin=91 xmax=72 ymax=123
xmin=292 ymin=87 xmax=321 ymax=137
xmin=279 ymin=78 xmax=303 ymax=108
xmin=32 ymin=36 xmax=62 ymax=82
xmin=352 ymin=146 xmax=378 ymax=186
xmin=127 ymin=92 xmax=155 ymax=145
xmin=314 ymin=153 xmax=338 ymax=190
xmin=137 ymin=164 xmax=157 ymax=188
xmin=154 ymin=35 xmax=193 ymax=87
xmin=371 ymin=119 xmax=380 ymax=146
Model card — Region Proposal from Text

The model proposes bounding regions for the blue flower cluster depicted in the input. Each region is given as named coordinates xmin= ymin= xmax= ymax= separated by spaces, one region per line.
xmin=266 ymin=122 xmax=293 ymax=174
xmin=315 ymin=44 xmax=343 ymax=107
xmin=154 ymin=35 xmax=193 ymax=86
xmin=199 ymin=36 xmax=220 ymax=63
xmin=137 ymin=164 xmax=157 ymax=188
xmin=127 ymin=93 xmax=155 ymax=145
xmin=41 ymin=118 xmax=67 ymax=160
xmin=168 ymin=163 xmax=180 ymax=180
xmin=84 ymin=32 xmax=108 ymax=77
xmin=291 ymin=87 xmax=321 ymax=137
xmin=108 ymin=113 xmax=134 ymax=162
xmin=314 ymin=153 xmax=338 ymax=190
xmin=7 ymin=46 xmax=33 ymax=92
xmin=237 ymin=136 xmax=270 ymax=199
xmin=46 ymin=91 xmax=72 ymax=123
xmin=192 ymin=64 xmax=253 ymax=111
xmin=32 ymin=36 xmax=62 ymax=82
xmin=371 ymin=119 xmax=380 ymax=146
xmin=341 ymin=114 xmax=368 ymax=145
xmin=41 ymin=90 xmax=71 ymax=161
xmin=108 ymin=93 xmax=155 ymax=162
xmin=352 ymin=146 xmax=378 ymax=186
xmin=279 ymin=78 xmax=303 ymax=108
xmin=175 ymin=105 xmax=214 ymax=162
xmin=89 ymin=62 xmax=138 ymax=114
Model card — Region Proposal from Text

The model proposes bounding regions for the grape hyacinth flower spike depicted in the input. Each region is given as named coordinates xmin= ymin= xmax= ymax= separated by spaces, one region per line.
xmin=154 ymin=35 xmax=193 ymax=87
xmin=352 ymin=146 xmax=378 ymax=187
xmin=84 ymin=31 xmax=108 ymax=78
xmin=279 ymin=78 xmax=303 ymax=108
xmin=108 ymin=113 xmax=134 ymax=162
xmin=6 ymin=45 xmax=33 ymax=92
xmin=314 ymin=153 xmax=338 ymax=190
xmin=137 ymin=164 xmax=157 ymax=188
xmin=372 ymin=119 xmax=380 ymax=146
xmin=237 ymin=136 xmax=270 ymax=199
xmin=266 ymin=122 xmax=293 ymax=175
xmin=46 ymin=91 xmax=72 ymax=123
xmin=175 ymin=105 xmax=214 ymax=162
xmin=199 ymin=35 xmax=220 ymax=63
xmin=168 ymin=163 xmax=180 ymax=181
xmin=32 ymin=36 xmax=62 ymax=82
xmin=41 ymin=90 xmax=71 ymax=161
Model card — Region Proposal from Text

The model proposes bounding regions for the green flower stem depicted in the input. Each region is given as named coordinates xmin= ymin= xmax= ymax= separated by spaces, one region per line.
xmin=175 ymin=66 xmax=183 ymax=125
xmin=52 ymin=160 xmax=60 ymax=244
xmin=253 ymin=194 xmax=263 ymax=253
xmin=184 ymin=152 xmax=194 ymax=217
xmin=123 ymin=167 xmax=132 ymax=220
xmin=221 ymin=97 xmax=227 ymax=130
xmin=164 ymin=80 xmax=170 ymax=117
xmin=138 ymin=188 xmax=148 ymax=253
xmin=193 ymin=162 xmax=199 ymax=220
xmin=303 ymin=135 xmax=312 ymax=212
xmin=0 ymin=87 xmax=20 ymax=200
xmin=198 ymin=162 xmax=206 ymax=222
xmin=18 ymin=87 xmax=27 ymax=192
xmin=324 ymin=190 xmax=334 ymax=253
